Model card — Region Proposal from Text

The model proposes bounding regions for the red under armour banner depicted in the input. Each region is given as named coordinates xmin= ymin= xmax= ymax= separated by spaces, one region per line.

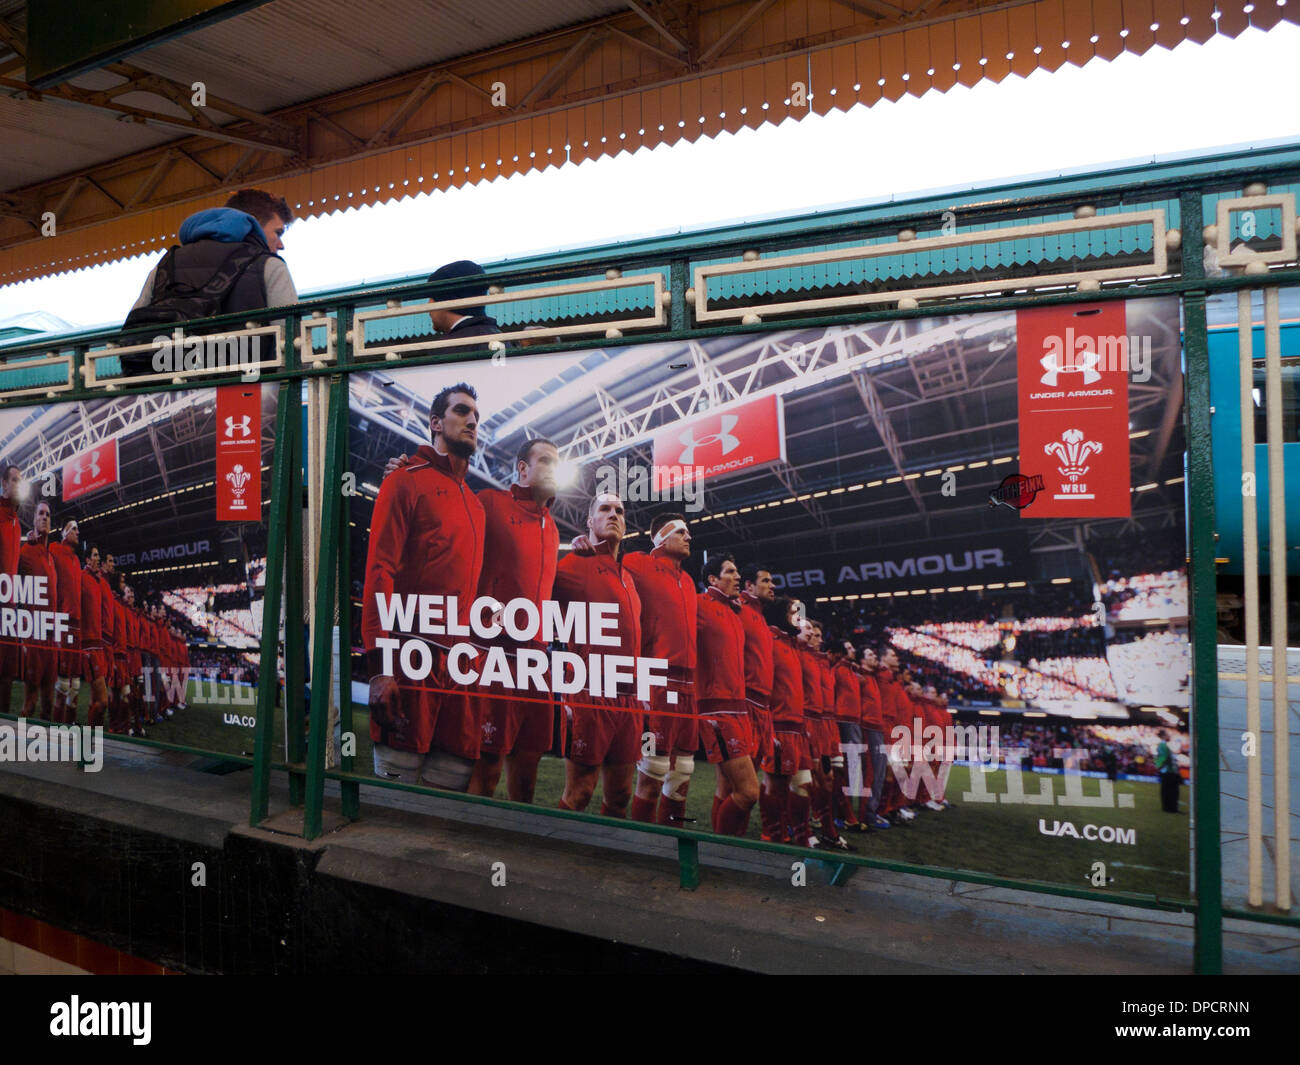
xmin=1017 ymin=302 xmax=1132 ymax=519
xmin=650 ymin=393 xmax=786 ymax=490
xmin=215 ymin=385 xmax=261 ymax=521
xmin=62 ymin=438 xmax=119 ymax=502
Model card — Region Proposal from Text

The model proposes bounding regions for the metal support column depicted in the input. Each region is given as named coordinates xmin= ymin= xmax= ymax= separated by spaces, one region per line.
xmin=250 ymin=380 xmax=293 ymax=825
xmin=303 ymin=376 xmax=347 ymax=840
xmin=1181 ymin=190 xmax=1222 ymax=974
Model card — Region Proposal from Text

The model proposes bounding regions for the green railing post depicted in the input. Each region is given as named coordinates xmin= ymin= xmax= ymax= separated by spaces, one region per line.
xmin=250 ymin=380 xmax=294 ymax=825
xmin=1181 ymin=189 xmax=1223 ymax=975
xmin=678 ymin=838 xmax=700 ymax=890
xmin=285 ymin=376 xmax=306 ymax=806
xmin=303 ymin=374 xmax=347 ymax=840
xmin=335 ymin=305 xmax=359 ymax=820
xmin=669 ymin=257 xmax=689 ymax=333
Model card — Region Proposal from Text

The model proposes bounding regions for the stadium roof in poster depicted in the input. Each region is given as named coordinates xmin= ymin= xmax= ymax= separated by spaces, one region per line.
xmin=1 ymin=0 xmax=1294 ymax=284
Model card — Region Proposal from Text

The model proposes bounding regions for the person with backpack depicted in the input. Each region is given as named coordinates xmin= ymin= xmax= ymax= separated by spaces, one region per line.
xmin=121 ymin=189 xmax=298 ymax=374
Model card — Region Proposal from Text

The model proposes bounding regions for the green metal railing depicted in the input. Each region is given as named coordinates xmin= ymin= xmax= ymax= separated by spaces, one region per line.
xmin=4 ymin=142 xmax=1300 ymax=974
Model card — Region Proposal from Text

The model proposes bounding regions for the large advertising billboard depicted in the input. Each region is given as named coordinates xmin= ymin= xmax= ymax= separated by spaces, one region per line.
xmin=345 ymin=298 xmax=1190 ymax=897
xmin=0 ymin=385 xmax=277 ymax=761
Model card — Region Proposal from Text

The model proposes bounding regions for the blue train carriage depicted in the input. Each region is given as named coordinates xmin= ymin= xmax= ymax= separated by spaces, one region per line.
xmin=1206 ymin=287 xmax=1300 ymax=643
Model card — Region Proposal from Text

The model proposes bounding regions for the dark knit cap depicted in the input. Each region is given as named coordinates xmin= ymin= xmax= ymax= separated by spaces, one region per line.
xmin=428 ymin=259 xmax=488 ymax=317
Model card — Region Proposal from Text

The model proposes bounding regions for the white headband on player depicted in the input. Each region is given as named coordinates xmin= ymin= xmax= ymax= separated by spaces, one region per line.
xmin=62 ymin=520 xmax=78 ymax=538
xmin=652 ymin=519 xmax=687 ymax=548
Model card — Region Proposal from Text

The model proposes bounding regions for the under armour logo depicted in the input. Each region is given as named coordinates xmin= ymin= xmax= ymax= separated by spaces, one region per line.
xmin=224 ymin=415 xmax=252 ymax=438
xmin=1040 ymin=347 xmax=1101 ymax=386
xmin=677 ymin=414 xmax=740 ymax=465
xmin=226 ymin=464 xmax=251 ymax=498
xmin=71 ymin=451 xmax=102 ymax=485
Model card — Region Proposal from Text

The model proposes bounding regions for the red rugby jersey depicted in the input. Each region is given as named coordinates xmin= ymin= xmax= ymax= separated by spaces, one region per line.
xmin=623 ymin=548 xmax=696 ymax=670
xmin=738 ymin=592 xmax=774 ymax=702
xmin=695 ymin=587 xmax=745 ymax=713
xmin=475 ymin=483 xmax=558 ymax=623
xmin=362 ymin=445 xmax=485 ymax=655
xmin=552 ymin=539 xmax=642 ymax=661
xmin=770 ymin=630 xmax=804 ymax=725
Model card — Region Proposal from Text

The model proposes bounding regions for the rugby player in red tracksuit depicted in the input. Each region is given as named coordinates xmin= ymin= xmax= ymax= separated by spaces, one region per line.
xmin=0 ymin=464 xmax=22 ymax=716
xmin=139 ymin=602 xmax=159 ymax=723
xmin=912 ymin=680 xmax=949 ymax=811
xmin=98 ymin=559 xmax=123 ymax=733
xmin=798 ymin=619 xmax=850 ymax=850
xmin=18 ymin=501 xmax=57 ymax=720
xmin=623 ymin=514 xmax=697 ymax=827
xmin=739 ymin=565 xmax=776 ymax=836
xmin=829 ymin=640 xmax=864 ymax=832
xmin=855 ymin=647 xmax=890 ymax=830
xmin=79 ymin=546 xmax=110 ymax=728
xmin=553 ymin=493 xmax=641 ymax=817
xmin=157 ymin=610 xmax=183 ymax=716
xmin=696 ymin=553 xmax=760 ymax=836
xmin=466 ymin=437 xmax=560 ymax=804
xmin=112 ymin=577 xmax=133 ymax=734
xmin=760 ymin=595 xmax=812 ymax=845
xmin=874 ymin=647 xmax=914 ymax=824
xmin=363 ymin=383 xmax=486 ymax=791
xmin=904 ymin=676 xmax=933 ymax=814
xmin=177 ymin=622 xmax=191 ymax=712
xmin=932 ymin=688 xmax=954 ymax=808
xmin=49 ymin=522 xmax=83 ymax=725
xmin=123 ymin=586 xmax=145 ymax=735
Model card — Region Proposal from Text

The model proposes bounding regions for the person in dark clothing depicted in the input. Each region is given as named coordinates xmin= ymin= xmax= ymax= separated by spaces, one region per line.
xmin=121 ymin=190 xmax=298 ymax=374
xmin=128 ymin=189 xmax=298 ymax=322
xmin=426 ymin=259 xmax=501 ymax=344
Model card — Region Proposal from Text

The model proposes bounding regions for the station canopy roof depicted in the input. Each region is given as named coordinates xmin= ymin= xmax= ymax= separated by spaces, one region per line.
xmin=0 ymin=0 xmax=1292 ymax=285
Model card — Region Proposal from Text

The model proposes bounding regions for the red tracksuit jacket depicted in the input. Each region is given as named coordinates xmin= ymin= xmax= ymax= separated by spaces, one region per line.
xmin=81 ymin=569 xmax=103 ymax=645
xmin=18 ymin=536 xmax=57 ymax=643
xmin=552 ymin=540 xmax=641 ymax=666
xmin=875 ymin=669 xmax=905 ymax=733
xmin=818 ymin=653 xmax=835 ymax=719
xmin=623 ymin=548 xmax=696 ymax=671
xmin=799 ymin=646 xmax=824 ymax=717
xmin=362 ymin=445 xmax=485 ymax=656
xmin=0 ymin=497 xmax=20 ymax=578
xmin=770 ymin=630 xmax=804 ymax=726
xmin=695 ymin=587 xmax=745 ymax=714
xmin=49 ymin=542 xmax=81 ymax=629
xmin=857 ymin=668 xmax=883 ymax=731
xmin=738 ymin=592 xmax=774 ymax=703
xmin=99 ymin=575 xmax=117 ymax=650
xmin=832 ymin=658 xmax=860 ymax=721
xmin=475 ymin=483 xmax=558 ymax=630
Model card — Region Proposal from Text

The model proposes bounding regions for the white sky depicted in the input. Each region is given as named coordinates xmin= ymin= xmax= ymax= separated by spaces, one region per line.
xmin=2 ymin=22 xmax=1299 ymax=331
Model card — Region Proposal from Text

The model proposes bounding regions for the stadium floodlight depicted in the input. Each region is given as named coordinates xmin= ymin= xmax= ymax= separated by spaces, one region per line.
xmin=554 ymin=460 xmax=582 ymax=490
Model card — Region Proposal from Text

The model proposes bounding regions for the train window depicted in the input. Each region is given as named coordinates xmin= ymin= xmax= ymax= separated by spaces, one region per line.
xmin=1251 ymin=363 xmax=1300 ymax=444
